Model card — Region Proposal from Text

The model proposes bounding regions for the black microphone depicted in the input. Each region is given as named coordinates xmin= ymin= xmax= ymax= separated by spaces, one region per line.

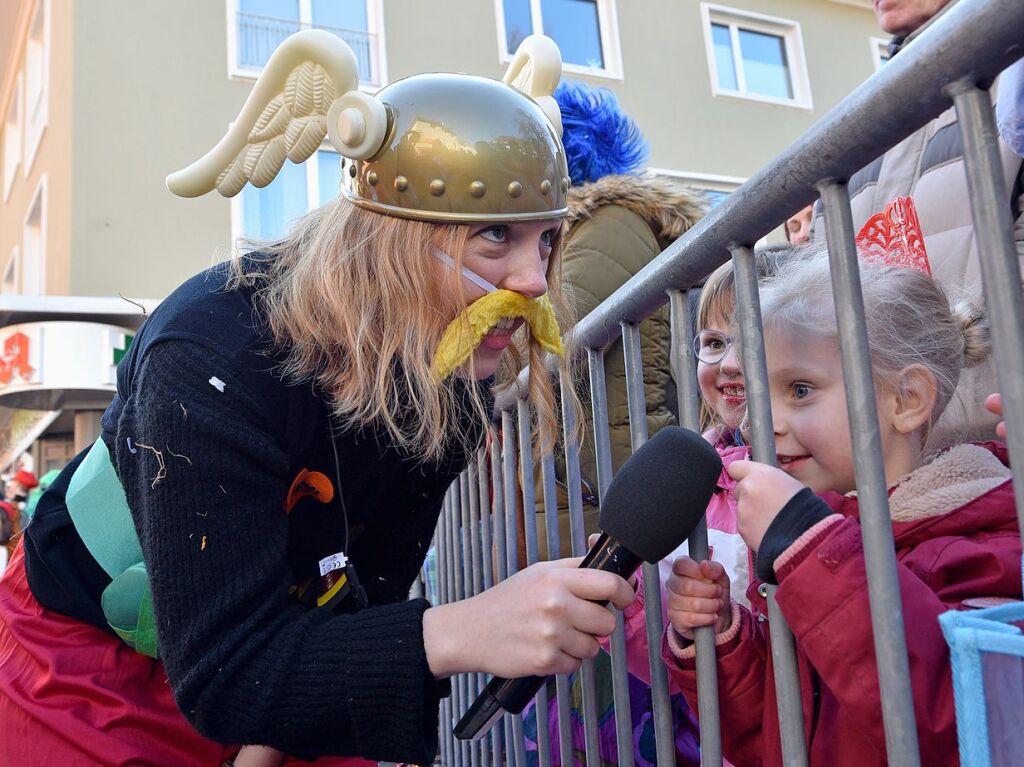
xmin=454 ymin=426 xmax=723 ymax=740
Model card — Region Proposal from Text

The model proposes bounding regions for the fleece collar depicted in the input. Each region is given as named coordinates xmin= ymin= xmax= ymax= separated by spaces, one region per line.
xmin=887 ymin=443 xmax=1011 ymax=523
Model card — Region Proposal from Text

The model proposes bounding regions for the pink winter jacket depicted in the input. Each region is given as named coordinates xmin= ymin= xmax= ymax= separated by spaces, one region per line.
xmin=663 ymin=442 xmax=1022 ymax=767
xmin=612 ymin=443 xmax=750 ymax=689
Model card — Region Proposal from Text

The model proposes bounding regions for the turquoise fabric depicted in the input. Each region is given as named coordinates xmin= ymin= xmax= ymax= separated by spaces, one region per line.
xmin=65 ymin=439 xmax=143 ymax=579
xmin=66 ymin=439 xmax=157 ymax=658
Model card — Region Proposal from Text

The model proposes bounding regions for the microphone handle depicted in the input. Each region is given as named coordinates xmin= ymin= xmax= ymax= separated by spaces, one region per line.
xmin=453 ymin=536 xmax=643 ymax=740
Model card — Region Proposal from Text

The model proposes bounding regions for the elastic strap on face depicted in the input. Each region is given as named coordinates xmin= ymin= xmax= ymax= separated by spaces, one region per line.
xmin=433 ymin=248 xmax=499 ymax=294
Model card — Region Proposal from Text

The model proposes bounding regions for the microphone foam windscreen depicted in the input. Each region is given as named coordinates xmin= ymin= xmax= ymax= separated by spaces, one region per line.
xmin=598 ymin=426 xmax=723 ymax=563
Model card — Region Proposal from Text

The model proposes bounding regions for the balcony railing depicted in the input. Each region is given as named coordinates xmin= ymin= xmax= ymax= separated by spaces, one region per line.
xmin=235 ymin=12 xmax=379 ymax=87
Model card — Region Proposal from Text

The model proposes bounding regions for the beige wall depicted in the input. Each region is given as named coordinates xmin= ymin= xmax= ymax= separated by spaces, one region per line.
xmin=10 ymin=0 xmax=885 ymax=302
xmin=623 ymin=0 xmax=882 ymax=178
xmin=69 ymin=1 xmax=252 ymax=298
xmin=385 ymin=0 xmax=881 ymax=181
xmin=0 ymin=0 xmax=73 ymax=297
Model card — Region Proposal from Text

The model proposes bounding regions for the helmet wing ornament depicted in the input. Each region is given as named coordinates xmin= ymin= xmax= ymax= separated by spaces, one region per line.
xmin=166 ymin=30 xmax=386 ymax=198
xmin=502 ymin=34 xmax=563 ymax=136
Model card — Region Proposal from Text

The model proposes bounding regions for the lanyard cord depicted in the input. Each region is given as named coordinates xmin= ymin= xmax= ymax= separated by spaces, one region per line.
xmin=328 ymin=423 xmax=350 ymax=554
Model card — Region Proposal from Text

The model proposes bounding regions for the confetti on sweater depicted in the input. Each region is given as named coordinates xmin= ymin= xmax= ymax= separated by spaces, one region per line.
xmin=209 ymin=376 xmax=226 ymax=392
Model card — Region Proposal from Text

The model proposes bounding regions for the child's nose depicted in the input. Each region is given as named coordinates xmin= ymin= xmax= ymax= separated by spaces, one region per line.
xmin=720 ymin=344 xmax=742 ymax=375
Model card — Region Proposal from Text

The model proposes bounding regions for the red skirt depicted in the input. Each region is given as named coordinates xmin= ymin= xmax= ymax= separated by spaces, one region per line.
xmin=0 ymin=543 xmax=374 ymax=767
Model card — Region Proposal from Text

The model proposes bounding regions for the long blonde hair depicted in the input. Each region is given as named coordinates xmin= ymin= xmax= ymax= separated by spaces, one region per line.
xmin=229 ymin=197 xmax=573 ymax=461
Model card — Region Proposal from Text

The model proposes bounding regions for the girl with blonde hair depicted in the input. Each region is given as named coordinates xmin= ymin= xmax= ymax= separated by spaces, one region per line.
xmin=664 ymin=246 xmax=1020 ymax=766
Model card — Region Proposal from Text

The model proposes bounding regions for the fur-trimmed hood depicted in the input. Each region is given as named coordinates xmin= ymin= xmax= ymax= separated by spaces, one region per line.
xmin=566 ymin=174 xmax=707 ymax=246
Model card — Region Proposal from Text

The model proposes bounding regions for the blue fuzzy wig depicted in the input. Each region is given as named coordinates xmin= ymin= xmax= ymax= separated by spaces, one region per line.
xmin=555 ymin=80 xmax=650 ymax=186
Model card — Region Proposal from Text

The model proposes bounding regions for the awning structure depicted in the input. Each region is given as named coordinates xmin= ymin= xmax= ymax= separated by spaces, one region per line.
xmin=0 ymin=296 xmax=162 ymax=460
xmin=0 ymin=408 xmax=60 ymax=473
xmin=0 ymin=295 xmax=158 ymax=331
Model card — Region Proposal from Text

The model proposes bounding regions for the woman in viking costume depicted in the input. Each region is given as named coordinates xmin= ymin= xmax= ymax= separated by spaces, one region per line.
xmin=0 ymin=32 xmax=634 ymax=766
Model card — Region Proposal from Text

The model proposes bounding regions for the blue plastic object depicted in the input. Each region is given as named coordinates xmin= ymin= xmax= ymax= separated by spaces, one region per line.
xmin=940 ymin=593 xmax=1024 ymax=767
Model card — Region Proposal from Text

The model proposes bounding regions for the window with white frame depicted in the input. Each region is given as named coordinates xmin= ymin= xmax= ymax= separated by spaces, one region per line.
xmin=237 ymin=148 xmax=343 ymax=241
xmin=700 ymin=4 xmax=812 ymax=109
xmin=497 ymin=0 xmax=622 ymax=78
xmin=22 ymin=177 xmax=46 ymax=296
xmin=650 ymin=168 xmax=743 ymax=211
xmin=3 ymin=247 xmax=20 ymax=295
xmin=229 ymin=0 xmax=385 ymax=87
xmin=871 ymin=37 xmax=891 ymax=72
xmin=3 ymin=73 xmax=23 ymax=201
xmin=25 ymin=0 xmax=49 ymax=171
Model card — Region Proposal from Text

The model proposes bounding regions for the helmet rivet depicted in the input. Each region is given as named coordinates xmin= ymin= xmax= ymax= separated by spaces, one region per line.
xmin=367 ymin=171 xmax=379 ymax=186
xmin=470 ymin=181 xmax=487 ymax=198
xmin=395 ymin=175 xmax=409 ymax=192
xmin=508 ymin=181 xmax=523 ymax=198
xmin=430 ymin=179 xmax=447 ymax=196
xmin=540 ymin=180 xmax=552 ymax=195
xmin=348 ymin=163 xmax=358 ymax=179
xmin=560 ymin=177 xmax=569 ymax=192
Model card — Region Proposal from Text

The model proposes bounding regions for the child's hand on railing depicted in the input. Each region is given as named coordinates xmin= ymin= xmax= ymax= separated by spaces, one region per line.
xmin=727 ymin=460 xmax=804 ymax=552
xmin=666 ymin=556 xmax=732 ymax=642
xmin=985 ymin=392 xmax=1007 ymax=439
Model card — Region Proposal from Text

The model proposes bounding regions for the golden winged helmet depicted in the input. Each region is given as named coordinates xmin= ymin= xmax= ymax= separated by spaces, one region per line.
xmin=166 ymin=30 xmax=570 ymax=223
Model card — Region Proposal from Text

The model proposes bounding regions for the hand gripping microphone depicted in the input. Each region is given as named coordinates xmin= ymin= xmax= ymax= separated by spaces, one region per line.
xmin=454 ymin=426 xmax=723 ymax=740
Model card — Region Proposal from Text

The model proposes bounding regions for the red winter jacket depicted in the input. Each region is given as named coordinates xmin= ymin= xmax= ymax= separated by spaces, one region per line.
xmin=662 ymin=442 xmax=1021 ymax=767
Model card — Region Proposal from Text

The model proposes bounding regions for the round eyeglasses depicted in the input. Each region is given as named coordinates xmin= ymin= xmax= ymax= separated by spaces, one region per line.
xmin=693 ymin=330 xmax=735 ymax=365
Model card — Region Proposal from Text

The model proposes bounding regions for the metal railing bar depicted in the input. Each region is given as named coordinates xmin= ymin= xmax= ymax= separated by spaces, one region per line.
xmin=559 ymin=374 xmax=602 ymax=767
xmin=500 ymin=409 xmax=528 ymax=767
xmin=516 ymin=399 xmax=553 ymax=767
xmin=534 ymin=443 xmax=568 ymax=767
xmin=458 ymin=473 xmax=479 ymax=767
xmin=669 ymin=288 xmax=722 ymax=766
xmin=517 ymin=399 xmax=542 ymax=566
xmin=622 ymin=322 xmax=675 ymax=767
xmin=586 ymin=347 xmax=635 ymax=767
xmin=491 ymin=426 xmax=508 ymax=584
xmin=472 ymin=449 xmax=500 ymax=767
xmin=466 ymin=462 xmax=489 ymax=767
xmin=447 ymin=492 xmax=466 ymax=767
xmin=730 ymin=244 xmax=809 ymax=766
xmin=948 ymin=80 xmax=1024 ymax=542
xmin=816 ymin=180 xmax=922 ymax=766
xmin=437 ymin=504 xmax=452 ymax=767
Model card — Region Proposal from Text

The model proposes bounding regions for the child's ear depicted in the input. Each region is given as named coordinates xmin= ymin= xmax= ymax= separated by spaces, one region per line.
xmin=887 ymin=365 xmax=938 ymax=435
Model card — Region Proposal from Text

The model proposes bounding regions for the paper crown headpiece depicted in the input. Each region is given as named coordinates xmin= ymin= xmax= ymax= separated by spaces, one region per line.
xmin=855 ymin=196 xmax=932 ymax=275
xmin=166 ymin=31 xmax=570 ymax=224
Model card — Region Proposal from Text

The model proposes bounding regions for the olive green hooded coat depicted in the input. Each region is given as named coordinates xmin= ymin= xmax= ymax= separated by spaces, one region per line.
xmin=533 ymin=174 xmax=706 ymax=560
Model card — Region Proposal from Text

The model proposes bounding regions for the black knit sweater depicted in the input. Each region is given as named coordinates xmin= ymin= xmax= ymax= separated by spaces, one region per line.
xmin=25 ymin=263 xmax=484 ymax=762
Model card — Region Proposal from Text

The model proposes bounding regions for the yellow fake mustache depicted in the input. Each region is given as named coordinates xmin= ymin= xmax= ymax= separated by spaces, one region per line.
xmin=432 ymin=290 xmax=564 ymax=380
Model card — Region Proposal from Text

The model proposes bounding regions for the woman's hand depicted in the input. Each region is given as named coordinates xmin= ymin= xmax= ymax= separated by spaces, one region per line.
xmin=423 ymin=558 xmax=634 ymax=679
xmin=727 ymin=460 xmax=804 ymax=552
xmin=985 ymin=392 xmax=1007 ymax=439
xmin=666 ymin=556 xmax=732 ymax=642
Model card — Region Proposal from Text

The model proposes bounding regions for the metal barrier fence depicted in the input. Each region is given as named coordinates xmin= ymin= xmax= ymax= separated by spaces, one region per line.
xmin=432 ymin=1 xmax=1024 ymax=765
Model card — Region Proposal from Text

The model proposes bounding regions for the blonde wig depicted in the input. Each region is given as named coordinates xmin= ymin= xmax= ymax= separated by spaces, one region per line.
xmin=229 ymin=197 xmax=574 ymax=461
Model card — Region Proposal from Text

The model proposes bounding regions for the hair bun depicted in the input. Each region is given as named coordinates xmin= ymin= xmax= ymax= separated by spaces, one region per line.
xmin=952 ymin=300 xmax=991 ymax=368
